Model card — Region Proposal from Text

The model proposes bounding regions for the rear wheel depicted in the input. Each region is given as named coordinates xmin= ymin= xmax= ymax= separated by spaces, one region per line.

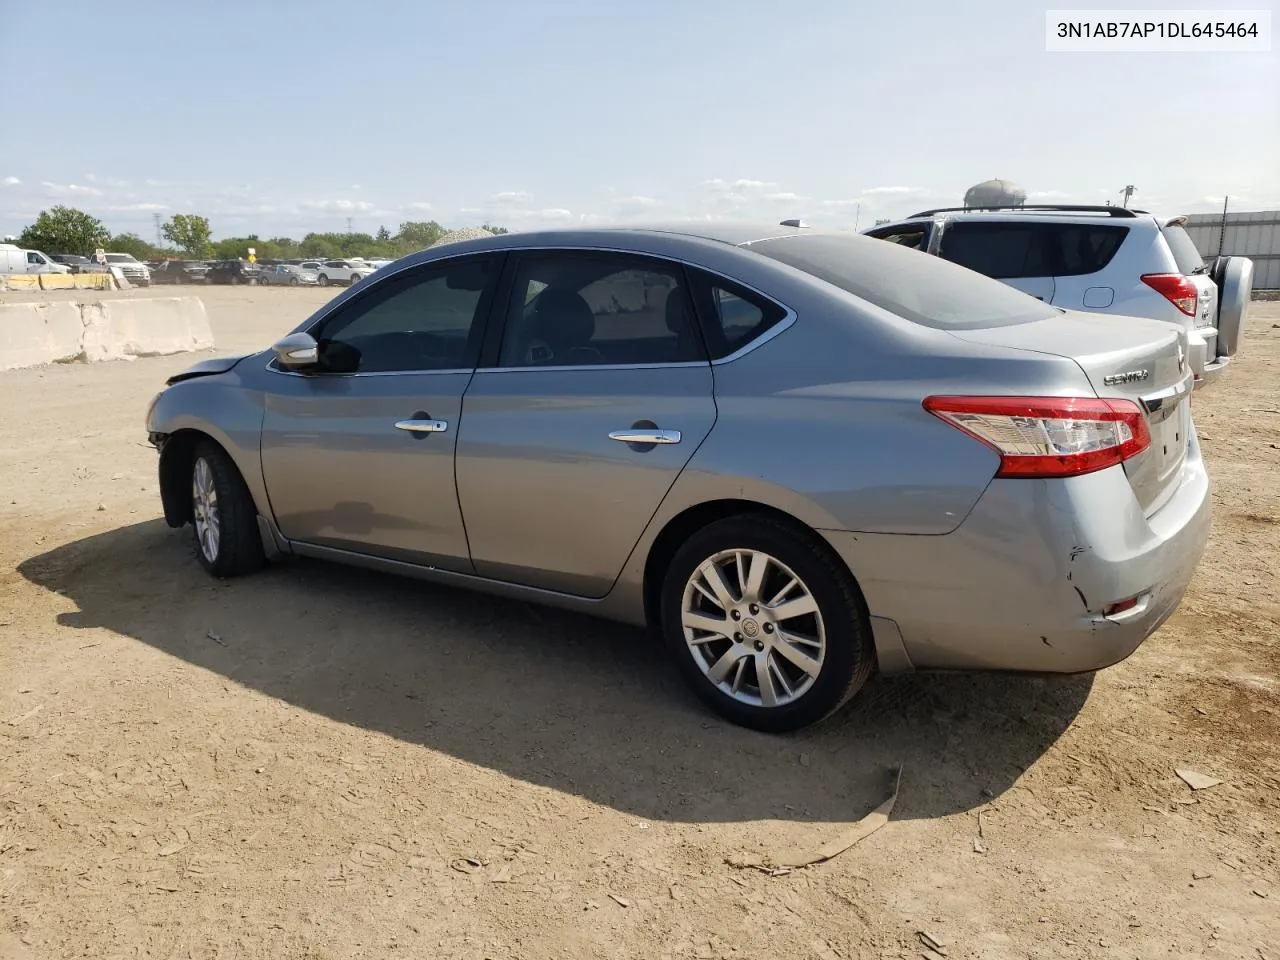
xmin=318 ymin=274 xmax=330 ymax=287
xmin=190 ymin=442 xmax=266 ymax=578
xmin=660 ymin=515 xmax=874 ymax=732
xmin=290 ymin=275 xmax=299 ymax=286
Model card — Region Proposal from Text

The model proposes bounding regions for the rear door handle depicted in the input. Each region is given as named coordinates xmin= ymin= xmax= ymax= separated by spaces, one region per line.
xmin=395 ymin=419 xmax=449 ymax=434
xmin=609 ymin=429 xmax=681 ymax=444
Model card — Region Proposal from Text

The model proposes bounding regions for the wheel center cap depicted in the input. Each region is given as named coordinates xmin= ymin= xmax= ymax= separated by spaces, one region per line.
xmin=741 ymin=618 xmax=760 ymax=639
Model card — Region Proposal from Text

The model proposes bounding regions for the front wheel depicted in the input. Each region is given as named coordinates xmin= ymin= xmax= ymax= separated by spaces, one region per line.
xmin=190 ymin=442 xmax=266 ymax=578
xmin=660 ymin=515 xmax=874 ymax=732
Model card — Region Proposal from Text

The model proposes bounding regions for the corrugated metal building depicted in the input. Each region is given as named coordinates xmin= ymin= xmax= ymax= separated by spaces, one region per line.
xmin=1183 ymin=210 xmax=1279 ymax=290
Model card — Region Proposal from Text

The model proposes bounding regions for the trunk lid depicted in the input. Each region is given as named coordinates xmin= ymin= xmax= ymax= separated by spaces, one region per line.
xmin=951 ymin=309 xmax=1194 ymax=515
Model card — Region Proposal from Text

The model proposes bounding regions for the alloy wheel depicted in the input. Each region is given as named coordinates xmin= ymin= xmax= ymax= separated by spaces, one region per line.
xmin=192 ymin=457 xmax=221 ymax=564
xmin=680 ymin=548 xmax=827 ymax=708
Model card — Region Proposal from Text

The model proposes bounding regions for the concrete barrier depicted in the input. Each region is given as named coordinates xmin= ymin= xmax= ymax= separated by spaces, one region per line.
xmin=0 ymin=296 xmax=214 ymax=371
xmin=1 ymin=274 xmax=40 ymax=291
xmin=1 ymin=273 xmax=115 ymax=292
xmin=0 ymin=301 xmax=86 ymax=369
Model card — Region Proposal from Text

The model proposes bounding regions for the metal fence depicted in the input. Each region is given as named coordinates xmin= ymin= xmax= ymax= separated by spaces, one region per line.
xmin=1183 ymin=210 xmax=1280 ymax=290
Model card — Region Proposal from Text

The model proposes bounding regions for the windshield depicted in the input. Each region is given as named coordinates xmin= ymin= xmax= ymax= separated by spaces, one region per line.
xmin=750 ymin=232 xmax=1058 ymax=330
xmin=105 ymin=254 xmax=137 ymax=264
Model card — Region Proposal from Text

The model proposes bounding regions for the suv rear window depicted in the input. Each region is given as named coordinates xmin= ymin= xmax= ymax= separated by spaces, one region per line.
xmin=1160 ymin=223 xmax=1206 ymax=275
xmin=752 ymin=233 xmax=1056 ymax=330
xmin=938 ymin=221 xmax=1128 ymax=279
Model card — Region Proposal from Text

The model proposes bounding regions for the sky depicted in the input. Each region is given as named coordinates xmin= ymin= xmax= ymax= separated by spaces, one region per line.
xmin=1 ymin=0 xmax=1276 ymax=242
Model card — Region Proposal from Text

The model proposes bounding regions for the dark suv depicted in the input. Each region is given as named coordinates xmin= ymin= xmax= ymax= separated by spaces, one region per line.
xmin=152 ymin=260 xmax=210 ymax=284
xmin=206 ymin=259 xmax=263 ymax=285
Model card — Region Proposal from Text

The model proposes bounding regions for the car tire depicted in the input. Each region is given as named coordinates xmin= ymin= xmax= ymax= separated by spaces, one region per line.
xmin=659 ymin=514 xmax=875 ymax=732
xmin=1213 ymin=256 xmax=1253 ymax=359
xmin=318 ymin=274 xmax=330 ymax=287
xmin=190 ymin=441 xmax=266 ymax=578
xmin=290 ymin=276 xmax=299 ymax=286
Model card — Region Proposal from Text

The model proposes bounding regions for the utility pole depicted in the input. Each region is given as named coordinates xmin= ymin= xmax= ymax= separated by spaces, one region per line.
xmin=1120 ymin=184 xmax=1136 ymax=208
xmin=346 ymin=217 xmax=354 ymax=235
xmin=853 ymin=202 xmax=862 ymax=232
xmin=153 ymin=212 xmax=163 ymax=248
xmin=1217 ymin=195 xmax=1229 ymax=257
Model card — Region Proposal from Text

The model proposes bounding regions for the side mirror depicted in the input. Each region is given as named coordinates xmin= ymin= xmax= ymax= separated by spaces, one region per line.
xmin=272 ymin=332 xmax=319 ymax=369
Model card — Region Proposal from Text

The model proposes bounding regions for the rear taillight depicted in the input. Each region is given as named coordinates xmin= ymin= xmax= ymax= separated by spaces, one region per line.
xmin=1141 ymin=273 xmax=1198 ymax=316
xmin=923 ymin=396 xmax=1150 ymax=479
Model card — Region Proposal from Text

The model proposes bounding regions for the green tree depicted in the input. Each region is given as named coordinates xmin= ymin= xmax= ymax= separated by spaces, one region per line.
xmin=108 ymin=233 xmax=160 ymax=260
xmin=161 ymin=214 xmax=212 ymax=257
xmin=375 ymin=225 xmax=391 ymax=243
xmin=18 ymin=205 xmax=109 ymax=256
xmin=480 ymin=223 xmax=510 ymax=236
xmin=395 ymin=220 xmax=445 ymax=251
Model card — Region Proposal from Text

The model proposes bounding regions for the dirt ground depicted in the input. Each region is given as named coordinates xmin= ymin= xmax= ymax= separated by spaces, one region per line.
xmin=1 ymin=287 xmax=1277 ymax=960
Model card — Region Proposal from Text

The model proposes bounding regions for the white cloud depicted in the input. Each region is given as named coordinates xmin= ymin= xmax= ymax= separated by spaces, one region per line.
xmin=579 ymin=213 xmax=614 ymax=225
xmin=40 ymin=181 xmax=102 ymax=197
xmin=1 ymin=176 xmax=19 ymax=186
xmin=764 ymin=192 xmax=808 ymax=203
xmin=864 ymin=186 xmax=923 ymax=195
xmin=490 ymin=190 xmax=533 ymax=205
xmin=1028 ymin=190 xmax=1069 ymax=200
xmin=821 ymin=198 xmax=863 ymax=208
xmin=699 ymin=178 xmax=775 ymax=194
xmin=406 ymin=201 xmax=434 ymax=212
xmin=616 ymin=195 xmax=658 ymax=208
xmin=101 ymin=202 xmax=169 ymax=212
xmin=733 ymin=179 xmax=773 ymax=190
xmin=539 ymin=208 xmax=573 ymax=221
xmin=299 ymin=199 xmax=375 ymax=213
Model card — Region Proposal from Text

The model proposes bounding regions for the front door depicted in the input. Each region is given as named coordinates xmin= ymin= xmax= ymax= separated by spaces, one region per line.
xmin=455 ymin=251 xmax=717 ymax=597
xmin=260 ymin=254 xmax=502 ymax=570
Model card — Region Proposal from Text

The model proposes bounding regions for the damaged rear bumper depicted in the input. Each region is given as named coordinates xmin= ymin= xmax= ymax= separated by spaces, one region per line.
xmin=820 ymin=431 xmax=1212 ymax=674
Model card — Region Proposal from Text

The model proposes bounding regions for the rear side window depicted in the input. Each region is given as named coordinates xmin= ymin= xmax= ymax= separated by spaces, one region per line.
xmin=939 ymin=221 xmax=1127 ymax=279
xmin=689 ymin=272 xmax=788 ymax=359
xmin=1160 ymin=223 xmax=1206 ymax=275
xmin=751 ymin=233 xmax=1056 ymax=330
xmin=864 ymin=224 xmax=931 ymax=251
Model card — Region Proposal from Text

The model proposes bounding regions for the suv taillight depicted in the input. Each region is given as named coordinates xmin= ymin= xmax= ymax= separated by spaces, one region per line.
xmin=923 ymin=396 xmax=1150 ymax=479
xmin=1141 ymin=273 xmax=1198 ymax=316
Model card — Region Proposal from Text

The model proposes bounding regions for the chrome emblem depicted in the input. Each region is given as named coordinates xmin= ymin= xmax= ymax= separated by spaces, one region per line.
xmin=741 ymin=619 xmax=760 ymax=639
xmin=1103 ymin=370 xmax=1150 ymax=386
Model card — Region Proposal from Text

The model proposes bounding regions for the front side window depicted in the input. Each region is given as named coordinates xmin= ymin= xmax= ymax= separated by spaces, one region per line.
xmin=496 ymin=253 xmax=705 ymax=367
xmin=307 ymin=256 xmax=499 ymax=373
xmin=866 ymin=224 xmax=932 ymax=251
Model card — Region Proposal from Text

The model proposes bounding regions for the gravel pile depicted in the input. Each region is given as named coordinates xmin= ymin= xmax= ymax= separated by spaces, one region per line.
xmin=429 ymin=227 xmax=496 ymax=248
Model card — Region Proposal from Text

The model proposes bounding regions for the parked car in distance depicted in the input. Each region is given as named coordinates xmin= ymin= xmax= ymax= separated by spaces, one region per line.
xmin=315 ymin=258 xmax=374 ymax=286
xmin=50 ymin=253 xmax=105 ymax=274
xmin=146 ymin=222 xmax=1211 ymax=732
xmin=103 ymin=252 xmax=151 ymax=286
xmin=260 ymin=263 xmax=319 ymax=286
xmin=0 ymin=246 xmax=72 ymax=274
xmin=206 ymin=259 xmax=262 ymax=285
xmin=151 ymin=259 xmax=211 ymax=284
xmin=864 ymin=205 xmax=1253 ymax=386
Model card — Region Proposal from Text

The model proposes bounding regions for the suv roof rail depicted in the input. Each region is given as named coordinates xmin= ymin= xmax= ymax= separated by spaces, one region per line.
xmin=907 ymin=204 xmax=1145 ymax=219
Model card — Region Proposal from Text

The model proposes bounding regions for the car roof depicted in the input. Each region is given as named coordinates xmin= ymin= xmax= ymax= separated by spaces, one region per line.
xmin=880 ymin=207 xmax=1162 ymax=227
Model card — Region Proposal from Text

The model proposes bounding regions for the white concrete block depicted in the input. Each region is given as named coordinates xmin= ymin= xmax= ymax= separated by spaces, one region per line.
xmin=0 ymin=301 xmax=85 ymax=370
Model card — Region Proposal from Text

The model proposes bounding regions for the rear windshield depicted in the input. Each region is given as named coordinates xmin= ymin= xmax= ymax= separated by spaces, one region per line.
xmin=1161 ymin=223 xmax=1206 ymax=275
xmin=751 ymin=233 xmax=1057 ymax=330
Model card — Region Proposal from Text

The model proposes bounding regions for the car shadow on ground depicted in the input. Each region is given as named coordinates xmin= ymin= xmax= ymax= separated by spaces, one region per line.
xmin=19 ymin=519 xmax=1093 ymax=826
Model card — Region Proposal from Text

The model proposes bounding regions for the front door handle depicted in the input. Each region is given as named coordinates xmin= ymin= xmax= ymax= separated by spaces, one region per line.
xmin=609 ymin=429 xmax=681 ymax=445
xmin=395 ymin=419 xmax=449 ymax=434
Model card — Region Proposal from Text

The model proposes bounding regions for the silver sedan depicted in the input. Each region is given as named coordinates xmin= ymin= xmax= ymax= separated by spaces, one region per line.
xmin=146 ymin=223 xmax=1210 ymax=731
xmin=259 ymin=263 xmax=319 ymax=286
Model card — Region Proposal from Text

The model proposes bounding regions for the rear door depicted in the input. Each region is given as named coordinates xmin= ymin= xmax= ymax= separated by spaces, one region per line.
xmin=935 ymin=220 xmax=1055 ymax=301
xmin=454 ymin=250 xmax=717 ymax=597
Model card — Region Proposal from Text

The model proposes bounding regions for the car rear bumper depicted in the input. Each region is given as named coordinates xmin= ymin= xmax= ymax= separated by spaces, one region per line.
xmin=821 ymin=430 xmax=1211 ymax=674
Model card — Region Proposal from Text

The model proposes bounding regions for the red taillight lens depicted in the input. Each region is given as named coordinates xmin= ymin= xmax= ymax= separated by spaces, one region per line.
xmin=923 ymin=396 xmax=1151 ymax=479
xmin=1141 ymin=273 xmax=1198 ymax=316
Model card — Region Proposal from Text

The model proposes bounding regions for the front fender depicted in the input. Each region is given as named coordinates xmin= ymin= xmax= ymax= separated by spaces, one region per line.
xmin=148 ymin=372 xmax=271 ymax=524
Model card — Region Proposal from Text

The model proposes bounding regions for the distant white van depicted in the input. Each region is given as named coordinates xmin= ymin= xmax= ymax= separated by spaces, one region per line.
xmin=0 ymin=243 xmax=71 ymax=275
